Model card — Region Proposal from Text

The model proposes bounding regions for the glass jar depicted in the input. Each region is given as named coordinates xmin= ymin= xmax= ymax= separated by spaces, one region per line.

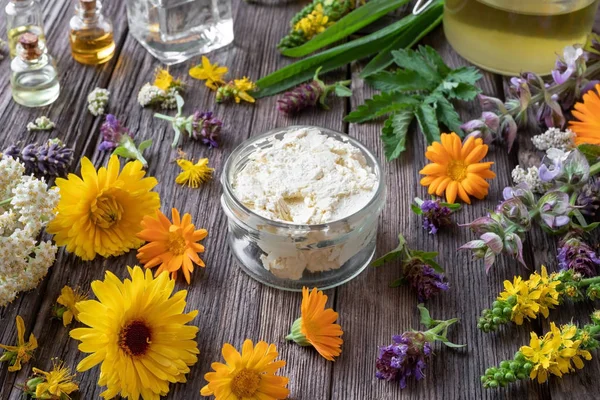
xmin=220 ymin=126 xmax=386 ymax=291
xmin=444 ymin=0 xmax=599 ymax=75
xmin=126 ymin=0 xmax=234 ymax=65
xmin=5 ymin=0 xmax=46 ymax=59
xmin=69 ymin=0 xmax=115 ymax=65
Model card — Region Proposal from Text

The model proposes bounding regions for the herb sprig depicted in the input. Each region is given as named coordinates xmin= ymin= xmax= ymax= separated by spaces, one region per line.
xmin=345 ymin=45 xmax=482 ymax=161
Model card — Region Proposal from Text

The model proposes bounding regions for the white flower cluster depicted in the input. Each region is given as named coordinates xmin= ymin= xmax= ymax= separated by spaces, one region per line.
xmin=532 ymin=127 xmax=575 ymax=151
xmin=0 ymin=157 xmax=59 ymax=307
xmin=26 ymin=115 xmax=55 ymax=131
xmin=511 ymin=165 xmax=550 ymax=194
xmin=137 ymin=83 xmax=178 ymax=110
xmin=87 ymin=87 xmax=110 ymax=116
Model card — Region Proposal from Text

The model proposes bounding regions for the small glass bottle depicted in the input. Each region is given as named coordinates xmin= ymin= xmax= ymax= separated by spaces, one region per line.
xmin=11 ymin=33 xmax=60 ymax=107
xmin=4 ymin=0 xmax=46 ymax=59
xmin=69 ymin=0 xmax=115 ymax=65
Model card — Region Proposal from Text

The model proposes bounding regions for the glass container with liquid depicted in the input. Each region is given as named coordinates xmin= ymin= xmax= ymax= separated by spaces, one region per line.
xmin=69 ymin=0 xmax=115 ymax=65
xmin=4 ymin=0 xmax=46 ymax=59
xmin=444 ymin=0 xmax=599 ymax=75
xmin=126 ymin=0 xmax=234 ymax=65
xmin=10 ymin=33 xmax=60 ymax=107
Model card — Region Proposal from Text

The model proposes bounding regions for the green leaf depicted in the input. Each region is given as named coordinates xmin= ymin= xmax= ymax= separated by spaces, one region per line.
xmin=441 ymin=202 xmax=461 ymax=211
xmin=418 ymin=45 xmax=451 ymax=77
xmin=411 ymin=250 xmax=439 ymax=260
xmin=345 ymin=92 xmax=419 ymax=123
xmin=112 ymin=146 xmax=133 ymax=159
xmin=380 ymin=110 xmax=414 ymax=160
xmin=281 ymin=0 xmax=411 ymax=58
xmin=417 ymin=304 xmax=435 ymax=328
xmin=434 ymin=95 xmax=464 ymax=135
xmin=138 ymin=139 xmax=153 ymax=152
xmin=366 ymin=70 xmax=433 ymax=92
xmin=446 ymin=66 xmax=482 ymax=86
xmin=389 ymin=277 xmax=406 ymax=288
xmin=411 ymin=203 xmax=423 ymax=215
xmin=415 ymin=103 xmax=441 ymax=144
xmin=431 ymin=334 xmax=467 ymax=348
xmin=392 ymin=47 xmax=440 ymax=82
xmin=334 ymin=85 xmax=352 ymax=97
xmin=372 ymin=234 xmax=407 ymax=267
xmin=445 ymin=82 xmax=480 ymax=101
xmin=578 ymin=143 xmax=600 ymax=162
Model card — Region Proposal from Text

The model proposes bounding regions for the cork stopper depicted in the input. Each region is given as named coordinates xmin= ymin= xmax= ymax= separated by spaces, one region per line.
xmin=18 ymin=33 xmax=42 ymax=60
xmin=79 ymin=0 xmax=97 ymax=11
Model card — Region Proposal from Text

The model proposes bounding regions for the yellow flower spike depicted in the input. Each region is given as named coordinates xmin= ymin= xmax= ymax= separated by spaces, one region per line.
xmin=286 ymin=287 xmax=344 ymax=361
xmin=153 ymin=67 xmax=175 ymax=91
xmin=47 ymin=156 xmax=160 ymax=260
xmin=175 ymin=158 xmax=214 ymax=188
xmin=70 ymin=266 xmax=199 ymax=399
xmin=0 ymin=316 xmax=37 ymax=372
xmin=137 ymin=207 xmax=208 ymax=284
xmin=294 ymin=4 xmax=331 ymax=40
xmin=56 ymin=286 xmax=88 ymax=326
xmin=189 ymin=55 xmax=228 ymax=90
xmin=200 ymin=339 xmax=289 ymax=400
xmin=32 ymin=360 xmax=78 ymax=399
xmin=569 ymin=83 xmax=600 ymax=145
xmin=520 ymin=326 xmax=560 ymax=383
xmin=419 ymin=133 xmax=495 ymax=204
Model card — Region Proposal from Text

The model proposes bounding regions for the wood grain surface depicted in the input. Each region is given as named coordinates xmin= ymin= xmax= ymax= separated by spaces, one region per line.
xmin=0 ymin=0 xmax=598 ymax=399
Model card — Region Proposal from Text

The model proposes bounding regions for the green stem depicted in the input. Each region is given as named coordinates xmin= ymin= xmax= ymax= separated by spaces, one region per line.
xmin=590 ymin=161 xmax=600 ymax=176
xmin=154 ymin=113 xmax=174 ymax=122
xmin=0 ymin=198 xmax=12 ymax=207
xmin=578 ymin=276 xmax=600 ymax=287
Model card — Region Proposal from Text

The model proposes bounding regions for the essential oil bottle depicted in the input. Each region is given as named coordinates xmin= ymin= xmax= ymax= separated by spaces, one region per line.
xmin=11 ymin=33 xmax=60 ymax=107
xmin=4 ymin=0 xmax=46 ymax=59
xmin=69 ymin=0 xmax=115 ymax=65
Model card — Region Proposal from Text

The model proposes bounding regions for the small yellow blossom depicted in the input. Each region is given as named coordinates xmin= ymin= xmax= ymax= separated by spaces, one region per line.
xmin=56 ymin=286 xmax=88 ymax=326
xmin=520 ymin=325 xmax=561 ymax=383
xmin=31 ymin=360 xmax=79 ymax=399
xmin=0 ymin=316 xmax=37 ymax=372
xmin=189 ymin=56 xmax=228 ymax=90
xmin=232 ymin=77 xmax=256 ymax=103
xmin=294 ymin=4 xmax=331 ymax=40
xmin=176 ymin=158 xmax=214 ymax=188
xmin=153 ymin=67 xmax=176 ymax=91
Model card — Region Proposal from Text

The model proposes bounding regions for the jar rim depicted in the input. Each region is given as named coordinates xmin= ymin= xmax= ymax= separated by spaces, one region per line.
xmin=221 ymin=125 xmax=386 ymax=230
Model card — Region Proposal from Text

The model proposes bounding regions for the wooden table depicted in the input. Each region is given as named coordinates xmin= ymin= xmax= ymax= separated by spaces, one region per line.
xmin=0 ymin=1 xmax=599 ymax=399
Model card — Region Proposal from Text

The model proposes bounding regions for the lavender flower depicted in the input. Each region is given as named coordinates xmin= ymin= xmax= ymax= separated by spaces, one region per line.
xmin=558 ymin=236 xmax=600 ymax=277
xmin=3 ymin=139 xmax=73 ymax=177
xmin=415 ymin=199 xmax=453 ymax=234
xmin=99 ymin=114 xmax=130 ymax=151
xmin=404 ymin=260 xmax=449 ymax=301
xmin=376 ymin=332 xmax=432 ymax=388
xmin=577 ymin=177 xmax=600 ymax=218
xmin=552 ymin=46 xmax=586 ymax=85
xmin=191 ymin=111 xmax=222 ymax=148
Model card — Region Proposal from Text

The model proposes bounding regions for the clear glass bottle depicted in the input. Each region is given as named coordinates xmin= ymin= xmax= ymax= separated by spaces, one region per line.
xmin=4 ymin=0 xmax=46 ymax=59
xmin=11 ymin=33 xmax=60 ymax=107
xmin=126 ymin=0 xmax=234 ymax=65
xmin=69 ymin=0 xmax=115 ymax=65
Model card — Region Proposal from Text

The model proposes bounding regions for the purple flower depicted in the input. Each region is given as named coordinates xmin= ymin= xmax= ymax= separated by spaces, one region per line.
xmin=536 ymin=191 xmax=571 ymax=231
xmin=376 ymin=332 xmax=432 ymax=389
xmin=3 ymin=139 xmax=73 ymax=177
xmin=461 ymin=112 xmax=500 ymax=145
xmin=191 ymin=110 xmax=222 ymax=148
xmin=552 ymin=46 xmax=586 ymax=85
xmin=536 ymin=93 xmax=565 ymax=128
xmin=577 ymin=177 xmax=600 ymax=218
xmin=558 ymin=236 xmax=600 ymax=277
xmin=403 ymin=260 xmax=449 ymax=301
xmin=420 ymin=199 xmax=452 ymax=234
xmin=99 ymin=114 xmax=130 ymax=151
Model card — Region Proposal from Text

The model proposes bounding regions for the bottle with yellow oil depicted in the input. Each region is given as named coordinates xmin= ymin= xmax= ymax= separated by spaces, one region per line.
xmin=444 ymin=0 xmax=599 ymax=75
xmin=4 ymin=0 xmax=46 ymax=59
xmin=69 ymin=0 xmax=115 ymax=65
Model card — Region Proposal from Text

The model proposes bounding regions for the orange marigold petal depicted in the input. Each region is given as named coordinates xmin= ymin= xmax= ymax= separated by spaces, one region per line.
xmin=446 ymin=181 xmax=458 ymax=204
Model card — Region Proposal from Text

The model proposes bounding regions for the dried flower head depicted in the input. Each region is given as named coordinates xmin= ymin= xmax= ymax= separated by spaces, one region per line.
xmin=558 ymin=236 xmax=600 ymax=277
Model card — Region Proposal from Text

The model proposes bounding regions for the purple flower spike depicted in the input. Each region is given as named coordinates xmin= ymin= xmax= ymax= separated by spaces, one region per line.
xmin=558 ymin=236 xmax=600 ymax=277
xmin=191 ymin=110 xmax=222 ymax=148
xmin=277 ymin=80 xmax=323 ymax=115
xmin=99 ymin=114 xmax=130 ymax=151
xmin=376 ymin=332 xmax=432 ymax=389
xmin=404 ymin=260 xmax=449 ymax=302
xmin=420 ymin=199 xmax=452 ymax=234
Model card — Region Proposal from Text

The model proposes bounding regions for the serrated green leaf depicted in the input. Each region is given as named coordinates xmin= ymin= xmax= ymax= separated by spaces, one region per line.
xmin=578 ymin=143 xmax=600 ymax=162
xmin=381 ymin=110 xmax=414 ymax=160
xmin=445 ymin=82 xmax=480 ymax=101
xmin=418 ymin=45 xmax=451 ymax=77
xmin=345 ymin=92 xmax=419 ymax=123
xmin=392 ymin=48 xmax=441 ymax=82
xmin=446 ymin=66 xmax=482 ymax=86
xmin=372 ymin=234 xmax=407 ymax=267
xmin=434 ymin=95 xmax=464 ymax=135
xmin=415 ymin=103 xmax=441 ymax=144
xmin=366 ymin=70 xmax=433 ymax=92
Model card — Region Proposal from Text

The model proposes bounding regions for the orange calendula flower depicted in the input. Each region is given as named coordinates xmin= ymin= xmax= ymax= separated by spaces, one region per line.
xmin=200 ymin=339 xmax=289 ymax=400
xmin=419 ymin=132 xmax=496 ymax=204
xmin=569 ymin=83 xmax=600 ymax=145
xmin=189 ymin=56 xmax=228 ymax=90
xmin=286 ymin=287 xmax=343 ymax=361
xmin=137 ymin=208 xmax=208 ymax=284
xmin=0 ymin=316 xmax=37 ymax=372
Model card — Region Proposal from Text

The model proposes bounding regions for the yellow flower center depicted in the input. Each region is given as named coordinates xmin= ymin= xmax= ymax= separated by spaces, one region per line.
xmin=447 ymin=160 xmax=468 ymax=181
xmin=119 ymin=320 xmax=152 ymax=357
xmin=91 ymin=193 xmax=122 ymax=229
xmin=231 ymin=368 xmax=261 ymax=397
xmin=167 ymin=230 xmax=187 ymax=256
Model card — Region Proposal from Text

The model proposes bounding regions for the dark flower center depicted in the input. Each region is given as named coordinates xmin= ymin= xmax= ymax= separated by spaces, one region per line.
xmin=119 ymin=320 xmax=152 ymax=356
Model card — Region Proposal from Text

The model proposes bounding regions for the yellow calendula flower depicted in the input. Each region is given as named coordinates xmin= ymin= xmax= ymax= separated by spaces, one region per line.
xmin=47 ymin=156 xmax=160 ymax=260
xmin=31 ymin=360 xmax=79 ymax=399
xmin=286 ymin=287 xmax=343 ymax=361
xmin=200 ymin=339 xmax=289 ymax=400
xmin=137 ymin=208 xmax=208 ymax=284
xmin=0 ymin=316 xmax=37 ymax=372
xmin=294 ymin=4 xmax=331 ymax=40
xmin=70 ymin=266 xmax=199 ymax=400
xmin=153 ymin=67 xmax=180 ymax=91
xmin=56 ymin=286 xmax=88 ymax=326
xmin=189 ymin=55 xmax=228 ymax=90
xmin=175 ymin=158 xmax=214 ymax=188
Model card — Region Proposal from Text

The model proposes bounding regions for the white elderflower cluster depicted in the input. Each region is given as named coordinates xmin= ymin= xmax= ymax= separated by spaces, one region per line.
xmin=87 ymin=87 xmax=110 ymax=116
xmin=0 ymin=156 xmax=59 ymax=307
xmin=26 ymin=115 xmax=55 ymax=131
xmin=532 ymin=127 xmax=576 ymax=151
xmin=137 ymin=83 xmax=178 ymax=110
xmin=511 ymin=165 xmax=550 ymax=194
